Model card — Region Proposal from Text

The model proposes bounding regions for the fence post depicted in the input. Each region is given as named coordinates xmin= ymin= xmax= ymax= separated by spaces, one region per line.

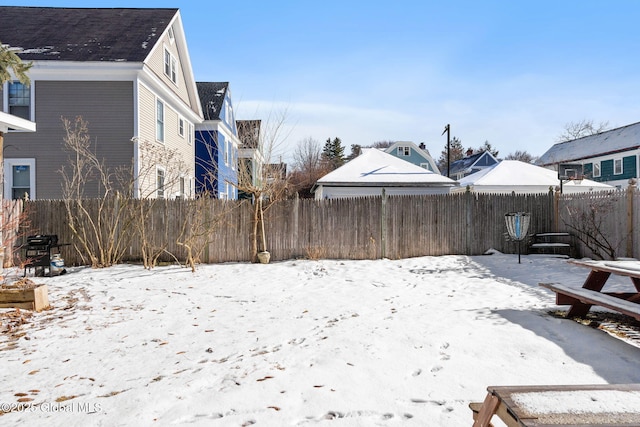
xmin=627 ymin=179 xmax=636 ymax=258
xmin=293 ymin=193 xmax=299 ymax=257
xmin=381 ymin=189 xmax=386 ymax=259
xmin=465 ymin=187 xmax=472 ymax=255
xmin=549 ymin=189 xmax=560 ymax=233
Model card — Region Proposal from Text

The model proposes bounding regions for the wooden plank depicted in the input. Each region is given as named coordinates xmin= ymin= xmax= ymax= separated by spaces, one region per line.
xmin=33 ymin=285 xmax=49 ymax=311
xmin=0 ymin=301 xmax=34 ymax=310
xmin=473 ymin=393 xmax=500 ymax=427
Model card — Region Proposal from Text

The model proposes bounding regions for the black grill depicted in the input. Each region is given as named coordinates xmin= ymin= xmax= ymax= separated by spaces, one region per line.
xmin=24 ymin=234 xmax=64 ymax=277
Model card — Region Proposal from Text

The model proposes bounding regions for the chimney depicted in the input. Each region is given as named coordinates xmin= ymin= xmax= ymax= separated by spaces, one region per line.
xmin=419 ymin=142 xmax=426 ymax=150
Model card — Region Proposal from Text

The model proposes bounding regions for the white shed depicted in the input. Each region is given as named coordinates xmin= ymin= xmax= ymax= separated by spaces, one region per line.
xmin=313 ymin=149 xmax=457 ymax=200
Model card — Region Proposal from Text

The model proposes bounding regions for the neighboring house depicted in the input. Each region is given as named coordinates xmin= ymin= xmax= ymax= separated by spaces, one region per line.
xmin=195 ymin=82 xmax=239 ymax=199
xmin=449 ymin=150 xmax=499 ymax=180
xmin=313 ymin=148 xmax=457 ymax=200
xmin=385 ymin=141 xmax=440 ymax=173
xmin=0 ymin=7 xmax=203 ymax=200
xmin=236 ymin=120 xmax=264 ymax=200
xmin=537 ymin=121 xmax=640 ymax=189
xmin=454 ymin=160 xmax=613 ymax=194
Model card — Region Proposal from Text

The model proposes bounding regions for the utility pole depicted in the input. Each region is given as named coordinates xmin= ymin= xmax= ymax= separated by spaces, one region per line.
xmin=442 ymin=124 xmax=450 ymax=177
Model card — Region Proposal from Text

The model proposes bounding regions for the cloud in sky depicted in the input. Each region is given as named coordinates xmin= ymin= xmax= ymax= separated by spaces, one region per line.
xmin=9 ymin=0 xmax=640 ymax=165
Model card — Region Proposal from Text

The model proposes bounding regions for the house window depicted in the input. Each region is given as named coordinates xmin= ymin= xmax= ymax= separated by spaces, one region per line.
xmin=156 ymin=167 xmax=165 ymax=198
xmin=420 ymin=162 xmax=433 ymax=171
xmin=187 ymin=123 xmax=193 ymax=145
xmin=167 ymin=25 xmax=175 ymax=43
xmin=179 ymin=176 xmax=185 ymax=198
xmin=156 ymin=99 xmax=164 ymax=142
xmin=163 ymin=48 xmax=177 ymax=84
xmin=7 ymin=81 xmax=31 ymax=120
xmin=398 ymin=146 xmax=410 ymax=156
xmin=614 ymin=158 xmax=623 ymax=175
xmin=593 ymin=162 xmax=601 ymax=177
xmin=178 ymin=117 xmax=185 ymax=137
xmin=4 ymin=158 xmax=36 ymax=200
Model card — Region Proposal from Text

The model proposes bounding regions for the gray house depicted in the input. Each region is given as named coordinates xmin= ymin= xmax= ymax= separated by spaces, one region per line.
xmin=0 ymin=7 xmax=203 ymax=199
xmin=537 ymin=121 xmax=640 ymax=189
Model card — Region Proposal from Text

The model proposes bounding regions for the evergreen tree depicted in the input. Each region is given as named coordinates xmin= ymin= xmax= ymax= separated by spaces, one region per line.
xmin=436 ymin=136 xmax=464 ymax=174
xmin=321 ymin=137 xmax=346 ymax=170
xmin=0 ymin=41 xmax=32 ymax=85
xmin=476 ymin=140 xmax=499 ymax=158
xmin=347 ymin=144 xmax=362 ymax=160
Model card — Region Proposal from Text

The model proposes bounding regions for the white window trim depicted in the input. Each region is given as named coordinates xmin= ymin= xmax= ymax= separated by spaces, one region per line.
xmin=614 ymin=158 xmax=623 ymax=175
xmin=163 ymin=47 xmax=177 ymax=84
xmin=156 ymin=166 xmax=166 ymax=199
xmin=156 ymin=98 xmax=165 ymax=143
xmin=187 ymin=123 xmax=193 ymax=145
xmin=397 ymin=146 xmax=410 ymax=156
xmin=4 ymin=158 xmax=36 ymax=200
xmin=3 ymin=81 xmax=35 ymax=126
xmin=178 ymin=116 xmax=185 ymax=138
xmin=167 ymin=26 xmax=175 ymax=44
xmin=593 ymin=162 xmax=601 ymax=177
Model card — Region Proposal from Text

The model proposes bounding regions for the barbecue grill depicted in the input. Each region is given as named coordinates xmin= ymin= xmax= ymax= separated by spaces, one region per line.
xmin=23 ymin=234 xmax=66 ymax=277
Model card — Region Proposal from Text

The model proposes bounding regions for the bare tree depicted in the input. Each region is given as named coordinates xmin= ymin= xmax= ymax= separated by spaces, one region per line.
xmin=133 ymin=139 xmax=188 ymax=269
xmin=562 ymin=195 xmax=626 ymax=260
xmin=556 ymin=119 xmax=610 ymax=142
xmin=290 ymin=137 xmax=329 ymax=198
xmin=505 ymin=150 xmax=538 ymax=163
xmin=59 ymin=116 xmax=134 ymax=267
xmin=234 ymin=109 xmax=290 ymax=262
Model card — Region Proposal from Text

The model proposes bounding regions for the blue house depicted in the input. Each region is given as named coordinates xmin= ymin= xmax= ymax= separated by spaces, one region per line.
xmin=195 ymin=82 xmax=239 ymax=198
xmin=385 ymin=141 xmax=440 ymax=173
xmin=449 ymin=150 xmax=499 ymax=180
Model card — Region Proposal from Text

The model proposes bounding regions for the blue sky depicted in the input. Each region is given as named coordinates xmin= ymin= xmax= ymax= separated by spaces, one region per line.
xmin=6 ymin=1 xmax=640 ymax=164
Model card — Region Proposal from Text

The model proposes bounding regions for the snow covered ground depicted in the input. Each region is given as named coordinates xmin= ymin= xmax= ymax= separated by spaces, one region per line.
xmin=1 ymin=253 xmax=640 ymax=426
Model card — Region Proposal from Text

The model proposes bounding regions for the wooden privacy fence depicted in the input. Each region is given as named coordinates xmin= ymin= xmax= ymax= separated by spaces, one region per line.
xmin=19 ymin=192 xmax=560 ymax=266
xmin=557 ymin=184 xmax=639 ymax=260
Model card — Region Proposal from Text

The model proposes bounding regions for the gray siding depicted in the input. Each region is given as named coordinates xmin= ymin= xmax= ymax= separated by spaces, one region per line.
xmin=3 ymin=80 xmax=134 ymax=199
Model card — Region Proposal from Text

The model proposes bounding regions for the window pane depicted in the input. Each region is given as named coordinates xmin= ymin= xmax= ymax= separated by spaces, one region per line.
xmin=156 ymin=100 xmax=164 ymax=142
xmin=8 ymin=82 xmax=30 ymax=120
xmin=13 ymin=165 xmax=30 ymax=186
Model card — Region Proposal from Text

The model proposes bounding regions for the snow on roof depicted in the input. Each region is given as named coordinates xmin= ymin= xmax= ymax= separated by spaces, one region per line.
xmin=537 ymin=121 xmax=640 ymax=165
xmin=317 ymin=148 xmax=456 ymax=186
xmin=459 ymin=160 xmax=613 ymax=189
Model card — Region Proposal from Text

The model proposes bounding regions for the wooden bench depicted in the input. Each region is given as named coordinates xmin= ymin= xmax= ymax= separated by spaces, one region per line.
xmin=539 ymin=259 xmax=640 ymax=321
xmin=540 ymin=282 xmax=640 ymax=321
xmin=529 ymin=232 xmax=573 ymax=257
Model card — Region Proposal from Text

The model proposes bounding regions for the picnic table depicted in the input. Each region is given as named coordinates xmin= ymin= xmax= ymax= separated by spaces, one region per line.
xmin=470 ymin=384 xmax=640 ymax=426
xmin=539 ymin=259 xmax=640 ymax=321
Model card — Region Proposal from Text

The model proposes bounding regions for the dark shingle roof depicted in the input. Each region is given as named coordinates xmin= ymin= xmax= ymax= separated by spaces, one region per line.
xmin=196 ymin=82 xmax=228 ymax=121
xmin=537 ymin=121 xmax=640 ymax=166
xmin=449 ymin=152 xmax=484 ymax=175
xmin=0 ymin=6 xmax=177 ymax=62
